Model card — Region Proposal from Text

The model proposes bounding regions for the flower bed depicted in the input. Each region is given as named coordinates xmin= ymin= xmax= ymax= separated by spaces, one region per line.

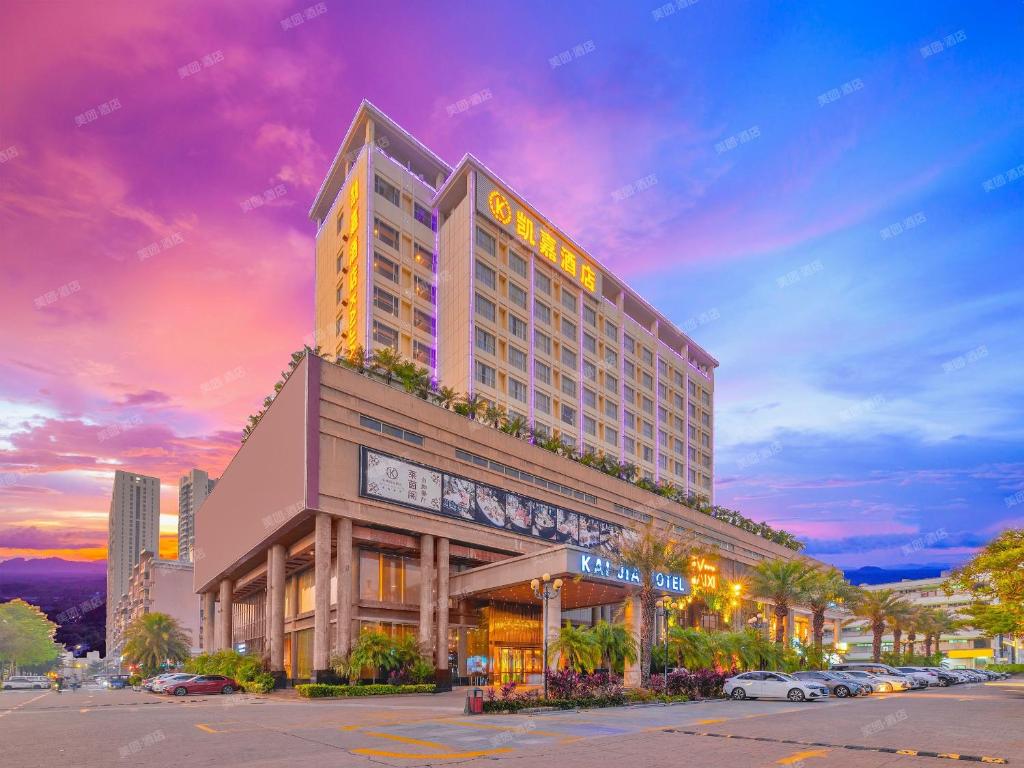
xmin=480 ymin=672 xmax=690 ymax=713
xmin=649 ymin=668 xmax=730 ymax=699
xmin=295 ymin=683 xmax=435 ymax=698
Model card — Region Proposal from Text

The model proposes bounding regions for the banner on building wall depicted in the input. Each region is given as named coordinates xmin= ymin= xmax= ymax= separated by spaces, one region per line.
xmin=359 ymin=446 xmax=623 ymax=552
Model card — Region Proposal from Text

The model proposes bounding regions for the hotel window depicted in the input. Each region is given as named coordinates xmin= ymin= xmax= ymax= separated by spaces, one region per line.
xmin=583 ymin=304 xmax=597 ymax=327
xmin=508 ymin=345 xmax=527 ymax=372
xmin=561 ymin=290 xmax=577 ymax=313
xmin=476 ymin=226 xmax=496 ymax=255
xmin=701 ymin=432 xmax=710 ymax=448
xmin=623 ymin=384 xmax=635 ymax=404
xmin=659 ymin=453 xmax=668 ymax=470
xmin=688 ymin=380 xmax=697 ymax=396
xmin=374 ymin=252 xmax=398 ymax=282
xmin=373 ymin=286 xmax=399 ymax=316
xmin=534 ymin=300 xmax=550 ymax=325
xmin=413 ymin=243 xmax=435 ymax=271
xmin=624 ymin=334 xmax=635 ymax=354
xmin=624 ymin=410 xmax=635 ymax=430
xmin=475 ymin=326 xmax=496 ymax=355
xmin=605 ymin=426 xmax=618 ymax=445
xmin=674 ymin=370 xmax=684 ymax=387
xmin=584 ymin=415 xmax=596 ymax=436
xmin=605 ymin=372 xmax=618 ymax=393
xmin=583 ymin=333 xmax=596 ymax=354
xmin=642 ymin=421 xmax=653 ymax=439
xmin=604 ymin=400 xmax=617 ymax=419
xmin=374 ymin=218 xmax=400 ymax=250
xmin=689 ymin=424 xmax=697 ymax=439
xmin=642 ymin=347 xmax=654 ymax=365
xmin=688 ymin=446 xmax=697 ymax=461
xmin=624 ymin=436 xmax=635 ymax=454
xmin=674 ymin=438 xmax=684 ymax=454
xmin=414 ymin=275 xmax=435 ymax=304
xmin=675 ymin=460 xmax=685 ymax=476
xmin=659 ymin=429 xmax=668 ymax=447
xmin=560 ymin=404 xmax=576 ymax=426
xmin=509 ymin=313 xmax=528 ymax=340
xmin=583 ymin=387 xmax=596 ymax=409
xmin=561 ymin=434 xmax=576 ymax=449
xmin=535 ymin=392 xmax=551 ymax=414
xmin=413 ymin=202 xmax=434 ymax=230
xmin=475 ymin=293 xmax=496 ymax=322
xmin=642 ymin=371 xmax=654 ymax=390
xmin=475 ymin=259 xmax=496 ymax=289
xmin=642 ymin=397 xmax=653 ymax=415
xmin=535 ymin=270 xmax=551 ymax=295
xmin=534 ymin=329 xmax=551 ymax=355
xmin=605 ymin=319 xmax=618 ymax=342
xmin=336 ymin=253 xmax=342 ymax=273
xmin=359 ymin=550 xmax=420 ymax=605
xmin=658 ymin=358 xmax=668 ymax=376
xmin=674 ymin=415 xmax=684 ymax=431
xmin=658 ymin=405 xmax=667 ymax=423
xmin=689 ymin=468 xmax=697 ymax=483
xmin=605 ymin=348 xmax=618 ymax=366
xmin=658 ymin=382 xmax=667 ymax=401
xmin=508 ymin=283 xmax=527 ymax=309
xmin=702 ymin=412 xmax=711 ymax=426
xmin=561 ymin=375 xmax=577 ymax=397
xmin=561 ymin=317 xmax=577 ymax=340
xmin=561 ymin=347 xmax=577 ymax=368
xmin=624 ymin=361 xmax=635 ymax=380
xmin=643 ymin=445 xmax=654 ymax=462
xmin=509 ymin=250 xmax=527 ymax=277
xmin=372 ymin=321 xmax=398 ymax=350
xmin=702 ymin=391 xmax=711 ymax=406
xmin=583 ymin=359 xmax=596 ymax=381
xmin=298 ymin=569 xmax=315 ymax=613
xmin=535 ymin=360 xmax=551 ymax=384
xmin=336 ymin=286 xmax=342 ymax=303
xmin=701 ymin=453 xmax=711 ymax=468
xmin=508 ymin=377 xmax=528 ymax=403
xmin=475 ymin=361 xmax=496 ymax=388
xmin=336 ymin=210 xmax=344 ymax=234
xmin=674 ymin=393 xmax=684 ymax=410
xmin=374 ymin=175 xmax=400 ymax=206
xmin=413 ymin=340 xmax=434 ymax=367
xmin=688 ymin=402 xmax=697 ymax=417
xmin=413 ymin=308 xmax=435 ymax=335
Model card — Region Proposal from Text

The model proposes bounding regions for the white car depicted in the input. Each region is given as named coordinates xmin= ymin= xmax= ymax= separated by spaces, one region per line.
xmin=838 ymin=670 xmax=908 ymax=692
xmin=725 ymin=671 xmax=830 ymax=702
xmin=897 ymin=667 xmax=940 ymax=687
xmin=2 ymin=676 xmax=50 ymax=690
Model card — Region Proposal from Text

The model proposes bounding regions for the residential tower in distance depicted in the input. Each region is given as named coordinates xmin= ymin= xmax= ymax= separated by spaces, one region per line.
xmin=178 ymin=468 xmax=217 ymax=563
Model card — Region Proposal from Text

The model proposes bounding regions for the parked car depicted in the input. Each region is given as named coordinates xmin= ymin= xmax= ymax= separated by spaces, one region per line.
xmin=829 ymin=670 xmax=874 ymax=694
xmin=2 ymin=675 xmax=49 ymax=690
xmin=951 ymin=668 xmax=988 ymax=682
xmin=904 ymin=666 xmax=957 ymax=686
xmin=105 ymin=676 xmax=130 ymax=689
xmin=894 ymin=667 xmax=935 ymax=688
xmin=151 ymin=674 xmax=196 ymax=693
xmin=831 ymin=663 xmax=917 ymax=690
xmin=792 ymin=670 xmax=862 ymax=698
xmin=836 ymin=669 xmax=905 ymax=692
xmin=724 ymin=671 xmax=829 ymax=702
xmin=164 ymin=675 xmax=238 ymax=696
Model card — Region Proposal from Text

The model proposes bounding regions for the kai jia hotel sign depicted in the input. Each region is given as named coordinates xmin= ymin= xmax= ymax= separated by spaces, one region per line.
xmin=570 ymin=552 xmax=691 ymax=596
xmin=476 ymin=177 xmax=600 ymax=295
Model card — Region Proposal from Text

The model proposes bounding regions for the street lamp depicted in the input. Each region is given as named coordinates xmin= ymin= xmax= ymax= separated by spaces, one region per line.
xmin=655 ymin=597 xmax=683 ymax=683
xmin=531 ymin=573 xmax=563 ymax=700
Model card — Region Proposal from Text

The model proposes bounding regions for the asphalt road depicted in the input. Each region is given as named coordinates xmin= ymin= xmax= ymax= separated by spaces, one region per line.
xmin=2 ymin=679 xmax=1022 ymax=767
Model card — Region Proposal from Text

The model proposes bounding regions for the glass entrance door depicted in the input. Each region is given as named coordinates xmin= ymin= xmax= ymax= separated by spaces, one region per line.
xmin=493 ymin=647 xmax=542 ymax=684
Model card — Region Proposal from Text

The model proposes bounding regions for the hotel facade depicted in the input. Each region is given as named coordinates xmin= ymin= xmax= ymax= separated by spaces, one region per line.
xmin=194 ymin=102 xmax=827 ymax=686
xmin=311 ymin=101 xmax=716 ymax=494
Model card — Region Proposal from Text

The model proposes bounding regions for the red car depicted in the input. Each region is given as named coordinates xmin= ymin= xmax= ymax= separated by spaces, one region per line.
xmin=165 ymin=675 xmax=239 ymax=696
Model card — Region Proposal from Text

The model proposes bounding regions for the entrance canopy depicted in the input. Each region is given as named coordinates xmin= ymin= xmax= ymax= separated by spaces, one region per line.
xmin=450 ymin=544 xmax=691 ymax=609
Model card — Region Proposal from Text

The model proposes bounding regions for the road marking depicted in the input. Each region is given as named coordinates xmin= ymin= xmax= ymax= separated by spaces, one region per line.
xmin=696 ymin=718 xmax=728 ymax=724
xmin=361 ymin=731 xmax=450 ymax=749
xmin=777 ymin=749 xmax=828 ymax=764
xmin=439 ymin=719 xmax=567 ymax=738
xmin=352 ymin=747 xmax=513 ymax=759
xmin=0 ymin=692 xmax=49 ymax=719
xmin=79 ymin=708 xmax=90 ymax=713
xmin=195 ymin=724 xmax=218 ymax=734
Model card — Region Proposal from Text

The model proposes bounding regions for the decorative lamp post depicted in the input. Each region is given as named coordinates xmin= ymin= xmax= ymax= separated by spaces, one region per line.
xmin=531 ymin=573 xmax=563 ymax=700
xmin=655 ymin=597 xmax=683 ymax=684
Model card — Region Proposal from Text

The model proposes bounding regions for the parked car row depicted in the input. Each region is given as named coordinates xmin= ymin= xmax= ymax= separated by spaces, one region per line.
xmin=139 ymin=672 xmax=240 ymax=696
xmin=1 ymin=675 xmax=51 ymax=690
xmin=724 ymin=663 xmax=1009 ymax=702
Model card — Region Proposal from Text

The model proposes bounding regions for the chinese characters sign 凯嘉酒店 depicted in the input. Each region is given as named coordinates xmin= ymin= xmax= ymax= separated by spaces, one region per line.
xmin=476 ymin=176 xmax=600 ymax=294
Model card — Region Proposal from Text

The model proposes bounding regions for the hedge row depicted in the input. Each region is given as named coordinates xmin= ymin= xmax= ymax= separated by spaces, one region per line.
xmin=295 ymin=683 xmax=436 ymax=698
xmin=481 ymin=692 xmax=688 ymax=713
xmin=987 ymin=664 xmax=1024 ymax=674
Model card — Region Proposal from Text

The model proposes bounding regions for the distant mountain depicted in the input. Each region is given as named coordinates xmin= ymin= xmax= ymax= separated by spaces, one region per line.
xmin=843 ymin=564 xmax=949 ymax=586
xmin=0 ymin=557 xmax=106 ymax=579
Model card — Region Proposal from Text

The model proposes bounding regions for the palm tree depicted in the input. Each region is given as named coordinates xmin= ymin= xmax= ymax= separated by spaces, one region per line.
xmin=666 ymin=626 xmax=714 ymax=670
xmin=458 ymin=393 xmax=487 ymax=421
xmin=604 ymin=523 xmax=696 ymax=687
xmin=483 ymin=402 xmax=506 ymax=428
xmin=885 ymin=599 xmax=913 ymax=660
xmin=904 ymin=605 xmax=927 ymax=657
xmin=851 ymin=588 xmax=908 ymax=662
xmin=800 ymin=567 xmax=855 ymax=656
xmin=371 ymin=347 xmax=404 ymax=384
xmin=548 ymin=622 xmax=601 ymax=673
xmin=122 ymin=612 xmax=191 ymax=677
xmin=590 ymin=620 xmax=637 ymax=674
xmin=348 ymin=630 xmax=397 ymax=684
xmin=434 ymin=386 xmax=459 ymax=409
xmin=749 ymin=559 xmax=812 ymax=645
xmin=922 ymin=608 xmax=956 ymax=658
xmin=499 ymin=415 xmax=529 ymax=438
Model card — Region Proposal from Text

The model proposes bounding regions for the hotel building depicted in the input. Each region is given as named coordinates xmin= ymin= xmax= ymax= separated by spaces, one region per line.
xmin=178 ymin=468 xmax=217 ymax=563
xmin=311 ymin=101 xmax=717 ymax=495
xmin=194 ymin=356 xmax=824 ymax=686
xmin=106 ymin=470 xmax=160 ymax=657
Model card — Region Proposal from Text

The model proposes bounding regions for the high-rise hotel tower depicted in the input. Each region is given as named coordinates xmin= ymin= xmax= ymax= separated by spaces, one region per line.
xmin=310 ymin=101 xmax=716 ymax=496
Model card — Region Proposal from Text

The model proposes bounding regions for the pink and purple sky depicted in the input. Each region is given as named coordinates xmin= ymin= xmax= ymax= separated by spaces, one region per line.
xmin=1 ymin=1 xmax=1022 ymax=570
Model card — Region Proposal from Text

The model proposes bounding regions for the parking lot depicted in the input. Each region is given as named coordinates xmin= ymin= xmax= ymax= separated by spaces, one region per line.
xmin=2 ymin=679 xmax=1022 ymax=767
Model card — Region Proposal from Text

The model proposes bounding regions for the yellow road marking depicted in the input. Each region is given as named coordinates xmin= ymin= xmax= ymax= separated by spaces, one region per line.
xmin=776 ymin=749 xmax=829 ymax=764
xmin=897 ymin=749 xmax=919 ymax=755
xmin=352 ymin=747 xmax=513 ymax=759
xmin=938 ymin=754 xmax=960 ymax=760
xmin=696 ymin=718 xmax=727 ymax=725
xmin=195 ymin=724 xmax=218 ymax=734
xmin=79 ymin=708 xmax=90 ymax=713
xmin=362 ymin=731 xmax=449 ymax=749
xmin=340 ymin=724 xmax=361 ymax=731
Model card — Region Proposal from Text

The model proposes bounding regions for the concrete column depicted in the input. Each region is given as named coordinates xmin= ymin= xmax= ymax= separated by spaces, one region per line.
xmin=833 ymin=619 xmax=843 ymax=648
xmin=217 ymin=579 xmax=233 ymax=651
xmin=623 ymin=596 xmax=642 ymax=688
xmin=264 ymin=551 xmax=274 ymax=658
xmin=435 ymin=538 xmax=450 ymax=669
xmin=419 ymin=534 xmax=435 ymax=654
xmin=202 ymin=591 xmax=216 ymax=652
xmin=591 ymin=607 xmax=601 ymax=626
xmin=269 ymin=544 xmax=286 ymax=675
xmin=544 ymin=590 xmax=562 ymax=669
xmin=335 ymin=517 xmax=353 ymax=660
xmin=313 ymin=513 xmax=333 ymax=678
xmin=457 ymin=627 xmax=469 ymax=677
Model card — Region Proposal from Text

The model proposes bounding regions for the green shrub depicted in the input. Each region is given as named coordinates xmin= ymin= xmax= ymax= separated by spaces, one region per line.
xmin=481 ymin=693 xmax=641 ymax=713
xmin=186 ymin=650 xmax=267 ymax=687
xmin=988 ymin=663 xmax=1024 ymax=674
xmin=295 ymin=683 xmax=436 ymax=698
xmin=240 ymin=673 xmax=275 ymax=693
